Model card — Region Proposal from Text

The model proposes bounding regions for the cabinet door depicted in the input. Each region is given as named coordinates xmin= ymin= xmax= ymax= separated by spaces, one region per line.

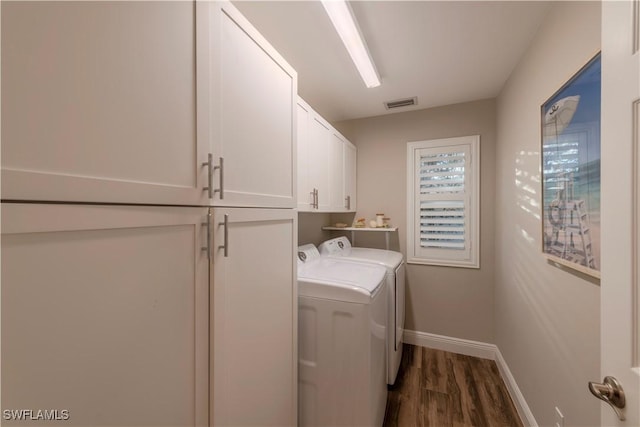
xmin=297 ymin=102 xmax=313 ymax=210
xmin=344 ymin=141 xmax=357 ymax=212
xmin=1 ymin=2 xmax=211 ymax=205
xmin=329 ymin=132 xmax=346 ymax=211
xmin=211 ymin=208 xmax=297 ymax=426
xmin=308 ymin=116 xmax=331 ymax=210
xmin=209 ymin=2 xmax=297 ymax=208
xmin=1 ymin=204 xmax=209 ymax=426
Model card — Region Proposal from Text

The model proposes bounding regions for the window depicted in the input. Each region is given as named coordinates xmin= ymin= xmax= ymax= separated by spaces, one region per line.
xmin=406 ymin=135 xmax=480 ymax=268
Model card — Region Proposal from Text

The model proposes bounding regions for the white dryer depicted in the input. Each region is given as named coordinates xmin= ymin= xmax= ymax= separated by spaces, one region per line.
xmin=318 ymin=236 xmax=405 ymax=385
xmin=297 ymin=244 xmax=387 ymax=427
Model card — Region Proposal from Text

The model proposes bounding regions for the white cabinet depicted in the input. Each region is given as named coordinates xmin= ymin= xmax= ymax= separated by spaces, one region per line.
xmin=297 ymin=97 xmax=356 ymax=212
xmin=329 ymin=132 xmax=346 ymax=210
xmin=308 ymin=116 xmax=332 ymax=210
xmin=297 ymin=99 xmax=330 ymax=211
xmin=211 ymin=208 xmax=297 ymax=426
xmin=297 ymin=102 xmax=311 ymax=209
xmin=344 ymin=140 xmax=357 ymax=211
xmin=1 ymin=1 xmax=211 ymax=206
xmin=208 ymin=2 xmax=297 ymax=208
xmin=1 ymin=1 xmax=297 ymax=208
xmin=1 ymin=203 xmax=209 ymax=426
xmin=2 ymin=3 xmax=298 ymax=425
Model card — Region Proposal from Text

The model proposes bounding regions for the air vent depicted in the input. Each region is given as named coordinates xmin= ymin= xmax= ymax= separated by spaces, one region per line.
xmin=384 ymin=97 xmax=417 ymax=110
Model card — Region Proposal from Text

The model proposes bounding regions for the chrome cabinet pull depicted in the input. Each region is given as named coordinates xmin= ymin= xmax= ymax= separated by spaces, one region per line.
xmin=310 ymin=188 xmax=319 ymax=209
xmin=203 ymin=155 xmax=224 ymax=199
xmin=202 ymin=153 xmax=213 ymax=199
xmin=345 ymin=195 xmax=351 ymax=210
xmin=588 ymin=376 xmax=626 ymax=420
xmin=218 ymin=214 xmax=229 ymax=257
xmin=214 ymin=157 xmax=224 ymax=199
xmin=201 ymin=211 xmax=211 ymax=261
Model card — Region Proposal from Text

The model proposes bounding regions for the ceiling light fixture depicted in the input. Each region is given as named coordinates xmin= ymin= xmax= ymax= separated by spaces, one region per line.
xmin=321 ymin=0 xmax=381 ymax=88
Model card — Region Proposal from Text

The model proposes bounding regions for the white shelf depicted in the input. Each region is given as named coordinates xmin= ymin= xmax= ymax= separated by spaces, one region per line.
xmin=322 ymin=226 xmax=398 ymax=250
xmin=322 ymin=226 xmax=398 ymax=232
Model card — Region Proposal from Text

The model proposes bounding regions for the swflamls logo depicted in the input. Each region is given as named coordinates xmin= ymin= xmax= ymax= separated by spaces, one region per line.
xmin=3 ymin=409 xmax=70 ymax=421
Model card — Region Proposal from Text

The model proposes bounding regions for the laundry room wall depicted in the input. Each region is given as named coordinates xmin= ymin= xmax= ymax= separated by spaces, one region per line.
xmin=334 ymin=99 xmax=497 ymax=343
xmin=494 ymin=2 xmax=600 ymax=426
xmin=298 ymin=212 xmax=332 ymax=247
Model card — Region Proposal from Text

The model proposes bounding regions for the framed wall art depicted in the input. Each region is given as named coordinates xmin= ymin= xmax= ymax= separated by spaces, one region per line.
xmin=541 ymin=53 xmax=601 ymax=278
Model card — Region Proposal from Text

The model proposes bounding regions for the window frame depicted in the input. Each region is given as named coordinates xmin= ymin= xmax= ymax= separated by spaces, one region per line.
xmin=406 ymin=135 xmax=480 ymax=268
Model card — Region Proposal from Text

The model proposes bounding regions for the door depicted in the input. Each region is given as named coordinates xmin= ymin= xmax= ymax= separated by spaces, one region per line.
xmin=329 ymin=132 xmax=345 ymax=211
xmin=209 ymin=2 xmax=297 ymax=208
xmin=1 ymin=1 xmax=211 ymax=206
xmin=211 ymin=207 xmax=297 ymax=426
xmin=297 ymin=101 xmax=313 ymax=210
xmin=1 ymin=203 xmax=209 ymax=426
xmin=308 ymin=116 xmax=331 ymax=211
xmin=344 ymin=141 xmax=357 ymax=212
xmin=598 ymin=1 xmax=640 ymax=425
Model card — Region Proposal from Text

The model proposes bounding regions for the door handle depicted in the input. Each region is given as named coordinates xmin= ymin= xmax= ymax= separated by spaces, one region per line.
xmin=214 ymin=157 xmax=224 ymax=199
xmin=201 ymin=211 xmax=212 ymax=261
xmin=588 ymin=376 xmax=625 ymax=421
xmin=202 ymin=153 xmax=213 ymax=199
xmin=203 ymin=155 xmax=224 ymax=199
xmin=218 ymin=214 xmax=229 ymax=258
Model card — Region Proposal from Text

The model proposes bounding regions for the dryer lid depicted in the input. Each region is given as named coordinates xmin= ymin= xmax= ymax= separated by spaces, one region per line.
xmin=297 ymin=258 xmax=386 ymax=302
xmin=318 ymin=237 xmax=403 ymax=268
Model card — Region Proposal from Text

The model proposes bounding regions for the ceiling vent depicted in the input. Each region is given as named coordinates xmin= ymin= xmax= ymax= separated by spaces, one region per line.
xmin=384 ymin=97 xmax=417 ymax=110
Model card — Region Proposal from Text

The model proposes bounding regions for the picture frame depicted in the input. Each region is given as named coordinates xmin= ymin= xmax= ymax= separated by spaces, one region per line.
xmin=541 ymin=53 xmax=601 ymax=278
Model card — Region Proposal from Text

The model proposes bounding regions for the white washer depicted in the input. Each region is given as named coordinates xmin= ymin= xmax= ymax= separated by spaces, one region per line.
xmin=318 ymin=236 xmax=405 ymax=385
xmin=297 ymin=244 xmax=387 ymax=427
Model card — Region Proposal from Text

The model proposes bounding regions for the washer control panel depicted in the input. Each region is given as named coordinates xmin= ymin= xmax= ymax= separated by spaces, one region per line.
xmin=297 ymin=244 xmax=320 ymax=264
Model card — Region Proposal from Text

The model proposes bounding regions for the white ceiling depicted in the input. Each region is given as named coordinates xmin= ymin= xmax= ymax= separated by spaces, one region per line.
xmin=233 ymin=1 xmax=552 ymax=123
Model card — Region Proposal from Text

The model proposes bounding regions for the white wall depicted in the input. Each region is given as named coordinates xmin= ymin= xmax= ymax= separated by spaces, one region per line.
xmin=494 ymin=2 xmax=601 ymax=426
xmin=335 ymin=99 xmax=497 ymax=343
xmin=297 ymin=212 xmax=331 ymax=247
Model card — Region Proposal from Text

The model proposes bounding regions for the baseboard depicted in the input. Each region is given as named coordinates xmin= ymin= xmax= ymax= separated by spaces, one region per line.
xmin=402 ymin=329 xmax=496 ymax=360
xmin=494 ymin=347 xmax=538 ymax=427
xmin=402 ymin=329 xmax=538 ymax=427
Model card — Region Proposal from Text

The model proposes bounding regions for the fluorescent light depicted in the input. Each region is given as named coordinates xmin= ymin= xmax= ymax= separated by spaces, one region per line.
xmin=321 ymin=0 xmax=381 ymax=88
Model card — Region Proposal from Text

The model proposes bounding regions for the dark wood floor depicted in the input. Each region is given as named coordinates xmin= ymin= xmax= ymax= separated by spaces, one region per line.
xmin=384 ymin=344 xmax=524 ymax=427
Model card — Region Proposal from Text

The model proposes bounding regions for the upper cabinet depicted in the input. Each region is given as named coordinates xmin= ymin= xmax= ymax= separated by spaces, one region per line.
xmin=297 ymin=97 xmax=356 ymax=213
xmin=208 ymin=2 xmax=297 ymax=208
xmin=1 ymin=1 xmax=297 ymax=208
xmin=344 ymin=139 xmax=357 ymax=211
xmin=1 ymin=1 xmax=208 ymax=205
xmin=297 ymin=98 xmax=328 ymax=211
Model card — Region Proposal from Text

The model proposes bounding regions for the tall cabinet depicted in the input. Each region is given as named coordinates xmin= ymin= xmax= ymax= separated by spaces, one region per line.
xmin=2 ymin=204 xmax=211 ymax=426
xmin=208 ymin=3 xmax=297 ymax=425
xmin=1 ymin=2 xmax=297 ymax=426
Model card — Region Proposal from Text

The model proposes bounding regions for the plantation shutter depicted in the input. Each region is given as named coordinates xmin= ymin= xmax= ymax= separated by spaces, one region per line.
xmin=419 ymin=148 xmax=467 ymax=250
xmin=407 ymin=136 xmax=479 ymax=268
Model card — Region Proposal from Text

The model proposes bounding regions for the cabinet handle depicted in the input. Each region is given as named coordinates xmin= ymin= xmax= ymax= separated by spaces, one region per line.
xmin=218 ymin=213 xmax=229 ymax=257
xmin=214 ymin=157 xmax=224 ymax=199
xmin=314 ymin=188 xmax=319 ymax=209
xmin=310 ymin=188 xmax=317 ymax=209
xmin=345 ymin=195 xmax=351 ymax=210
xmin=201 ymin=211 xmax=211 ymax=261
xmin=202 ymin=153 xmax=213 ymax=199
xmin=203 ymin=155 xmax=224 ymax=199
